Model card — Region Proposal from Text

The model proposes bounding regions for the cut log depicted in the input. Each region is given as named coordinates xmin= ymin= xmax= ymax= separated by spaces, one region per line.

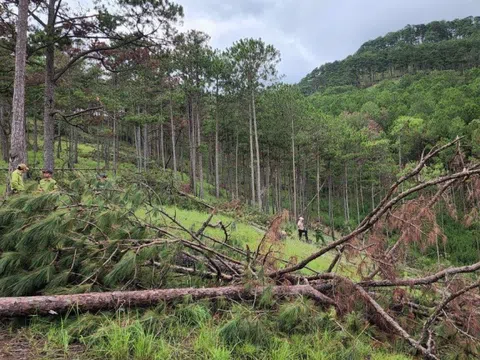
xmin=0 ymin=285 xmax=336 ymax=317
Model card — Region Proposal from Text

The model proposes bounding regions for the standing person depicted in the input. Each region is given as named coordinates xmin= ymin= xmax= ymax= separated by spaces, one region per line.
xmin=314 ymin=222 xmax=327 ymax=246
xmin=38 ymin=169 xmax=57 ymax=192
xmin=297 ymin=216 xmax=309 ymax=242
xmin=10 ymin=163 xmax=29 ymax=194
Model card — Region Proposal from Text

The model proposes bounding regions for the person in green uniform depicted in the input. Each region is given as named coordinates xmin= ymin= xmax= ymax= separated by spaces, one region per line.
xmin=10 ymin=163 xmax=29 ymax=194
xmin=314 ymin=223 xmax=327 ymax=246
xmin=38 ymin=169 xmax=57 ymax=192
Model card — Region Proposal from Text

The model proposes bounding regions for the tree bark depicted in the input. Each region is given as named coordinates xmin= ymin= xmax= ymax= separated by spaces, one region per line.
xmin=252 ymin=89 xmax=262 ymax=209
xmin=291 ymin=118 xmax=297 ymax=220
xmin=9 ymin=0 xmax=29 ymax=172
xmin=249 ymin=101 xmax=255 ymax=205
xmin=215 ymin=89 xmax=220 ymax=198
xmin=43 ymin=0 xmax=57 ymax=172
xmin=316 ymin=155 xmax=321 ymax=222
xmin=160 ymin=123 xmax=165 ymax=170
xmin=170 ymin=94 xmax=177 ymax=176
xmin=0 ymin=285 xmax=335 ymax=317
xmin=235 ymin=130 xmax=239 ymax=199
xmin=188 ymin=99 xmax=196 ymax=194
xmin=196 ymin=106 xmax=204 ymax=198
xmin=0 ymin=103 xmax=9 ymax=163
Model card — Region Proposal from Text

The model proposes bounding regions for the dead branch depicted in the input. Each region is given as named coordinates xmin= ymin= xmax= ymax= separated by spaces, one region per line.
xmin=358 ymin=261 xmax=480 ymax=288
xmin=419 ymin=279 xmax=480 ymax=344
xmin=322 ymin=273 xmax=438 ymax=359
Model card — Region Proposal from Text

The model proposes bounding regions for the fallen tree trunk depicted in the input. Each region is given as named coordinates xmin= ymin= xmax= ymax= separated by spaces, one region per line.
xmin=0 ymin=284 xmax=336 ymax=317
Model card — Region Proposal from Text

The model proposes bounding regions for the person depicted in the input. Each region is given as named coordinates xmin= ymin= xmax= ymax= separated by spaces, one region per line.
xmin=38 ymin=169 xmax=58 ymax=192
xmin=97 ymin=173 xmax=108 ymax=183
xmin=297 ymin=216 xmax=309 ymax=242
xmin=10 ymin=163 xmax=29 ymax=194
xmin=94 ymin=173 xmax=109 ymax=192
xmin=314 ymin=223 xmax=327 ymax=246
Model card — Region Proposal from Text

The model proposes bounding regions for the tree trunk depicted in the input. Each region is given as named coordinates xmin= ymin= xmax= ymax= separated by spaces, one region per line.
xmin=188 ymin=100 xmax=196 ymax=194
xmin=43 ymin=0 xmax=57 ymax=172
xmin=371 ymin=182 xmax=375 ymax=211
xmin=265 ymin=149 xmax=271 ymax=213
xmin=355 ymin=172 xmax=361 ymax=224
xmin=170 ymin=95 xmax=177 ymax=176
xmin=249 ymin=102 xmax=255 ymax=205
xmin=328 ymin=171 xmax=335 ymax=240
xmin=252 ymin=89 xmax=262 ymax=209
xmin=291 ymin=118 xmax=297 ymax=220
xmin=143 ymin=124 xmax=148 ymax=171
xmin=316 ymin=155 xmax=321 ymax=222
xmin=33 ymin=115 xmax=38 ymax=168
xmin=0 ymin=103 xmax=9 ymax=163
xmin=56 ymin=123 xmax=62 ymax=159
xmin=196 ymin=107 xmax=204 ymax=198
xmin=235 ymin=130 xmax=239 ymax=200
xmin=215 ymin=100 xmax=220 ymax=198
xmin=9 ymin=0 xmax=29 ymax=173
xmin=113 ymin=113 xmax=117 ymax=176
xmin=0 ymin=285 xmax=334 ymax=317
xmin=160 ymin=123 xmax=165 ymax=170
xmin=344 ymin=163 xmax=350 ymax=224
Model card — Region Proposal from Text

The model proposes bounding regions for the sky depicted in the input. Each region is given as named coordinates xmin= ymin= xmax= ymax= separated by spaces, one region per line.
xmin=179 ymin=0 xmax=480 ymax=83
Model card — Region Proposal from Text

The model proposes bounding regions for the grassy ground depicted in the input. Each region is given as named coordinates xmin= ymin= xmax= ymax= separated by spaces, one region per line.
xmin=0 ymin=299 xmax=413 ymax=360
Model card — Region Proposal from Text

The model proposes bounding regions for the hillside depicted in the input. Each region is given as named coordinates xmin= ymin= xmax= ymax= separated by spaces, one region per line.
xmin=299 ymin=16 xmax=480 ymax=94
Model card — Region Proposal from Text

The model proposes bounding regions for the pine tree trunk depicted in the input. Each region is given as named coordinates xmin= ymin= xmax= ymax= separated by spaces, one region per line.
xmin=291 ymin=119 xmax=297 ymax=220
xmin=188 ymin=100 xmax=196 ymax=194
xmin=0 ymin=285 xmax=333 ymax=317
xmin=74 ymin=127 xmax=79 ymax=164
xmin=355 ymin=172 xmax=360 ymax=224
xmin=113 ymin=113 xmax=117 ymax=176
xmin=344 ymin=163 xmax=350 ymax=224
xmin=278 ymin=162 xmax=282 ymax=211
xmin=235 ymin=131 xmax=239 ymax=199
xmin=0 ymin=103 xmax=9 ymax=163
xmin=143 ymin=124 xmax=148 ymax=171
xmin=252 ymin=90 xmax=262 ymax=210
xmin=8 ymin=0 xmax=28 ymax=173
xmin=328 ymin=171 xmax=335 ymax=240
xmin=43 ymin=0 xmax=56 ymax=172
xmin=196 ymin=107 xmax=204 ymax=199
xmin=265 ymin=149 xmax=271 ymax=214
xmin=170 ymin=96 xmax=177 ymax=176
xmin=249 ymin=102 xmax=255 ymax=205
xmin=371 ymin=182 xmax=375 ymax=211
xmin=56 ymin=123 xmax=62 ymax=159
xmin=160 ymin=123 xmax=165 ymax=170
xmin=317 ymin=155 xmax=321 ymax=222
xmin=33 ymin=115 xmax=38 ymax=168
xmin=215 ymin=100 xmax=220 ymax=198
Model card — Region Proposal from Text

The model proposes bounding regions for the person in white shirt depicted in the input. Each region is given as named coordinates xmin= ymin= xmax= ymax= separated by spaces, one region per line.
xmin=297 ymin=216 xmax=309 ymax=242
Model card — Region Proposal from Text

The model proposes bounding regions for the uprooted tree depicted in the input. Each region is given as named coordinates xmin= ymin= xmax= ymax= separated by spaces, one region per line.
xmin=0 ymin=138 xmax=479 ymax=359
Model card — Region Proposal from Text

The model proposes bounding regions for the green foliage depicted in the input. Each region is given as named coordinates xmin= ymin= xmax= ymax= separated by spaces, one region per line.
xmin=277 ymin=297 xmax=324 ymax=334
xmin=300 ymin=17 xmax=480 ymax=94
xmin=219 ymin=306 xmax=272 ymax=347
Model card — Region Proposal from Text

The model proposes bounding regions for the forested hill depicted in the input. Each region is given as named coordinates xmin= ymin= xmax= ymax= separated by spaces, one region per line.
xmin=299 ymin=16 xmax=480 ymax=94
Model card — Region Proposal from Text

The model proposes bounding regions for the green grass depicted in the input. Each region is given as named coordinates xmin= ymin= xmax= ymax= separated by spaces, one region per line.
xmin=11 ymin=302 xmax=415 ymax=360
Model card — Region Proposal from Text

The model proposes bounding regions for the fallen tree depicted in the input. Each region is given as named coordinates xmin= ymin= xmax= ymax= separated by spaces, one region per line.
xmin=0 ymin=284 xmax=335 ymax=317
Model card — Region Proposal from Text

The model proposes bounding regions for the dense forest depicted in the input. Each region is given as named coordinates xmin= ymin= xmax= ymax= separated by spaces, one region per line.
xmin=299 ymin=17 xmax=480 ymax=93
xmin=1 ymin=2 xmax=480 ymax=359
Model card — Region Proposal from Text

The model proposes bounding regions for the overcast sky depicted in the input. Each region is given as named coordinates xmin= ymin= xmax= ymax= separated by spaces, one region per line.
xmin=179 ymin=0 xmax=480 ymax=83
